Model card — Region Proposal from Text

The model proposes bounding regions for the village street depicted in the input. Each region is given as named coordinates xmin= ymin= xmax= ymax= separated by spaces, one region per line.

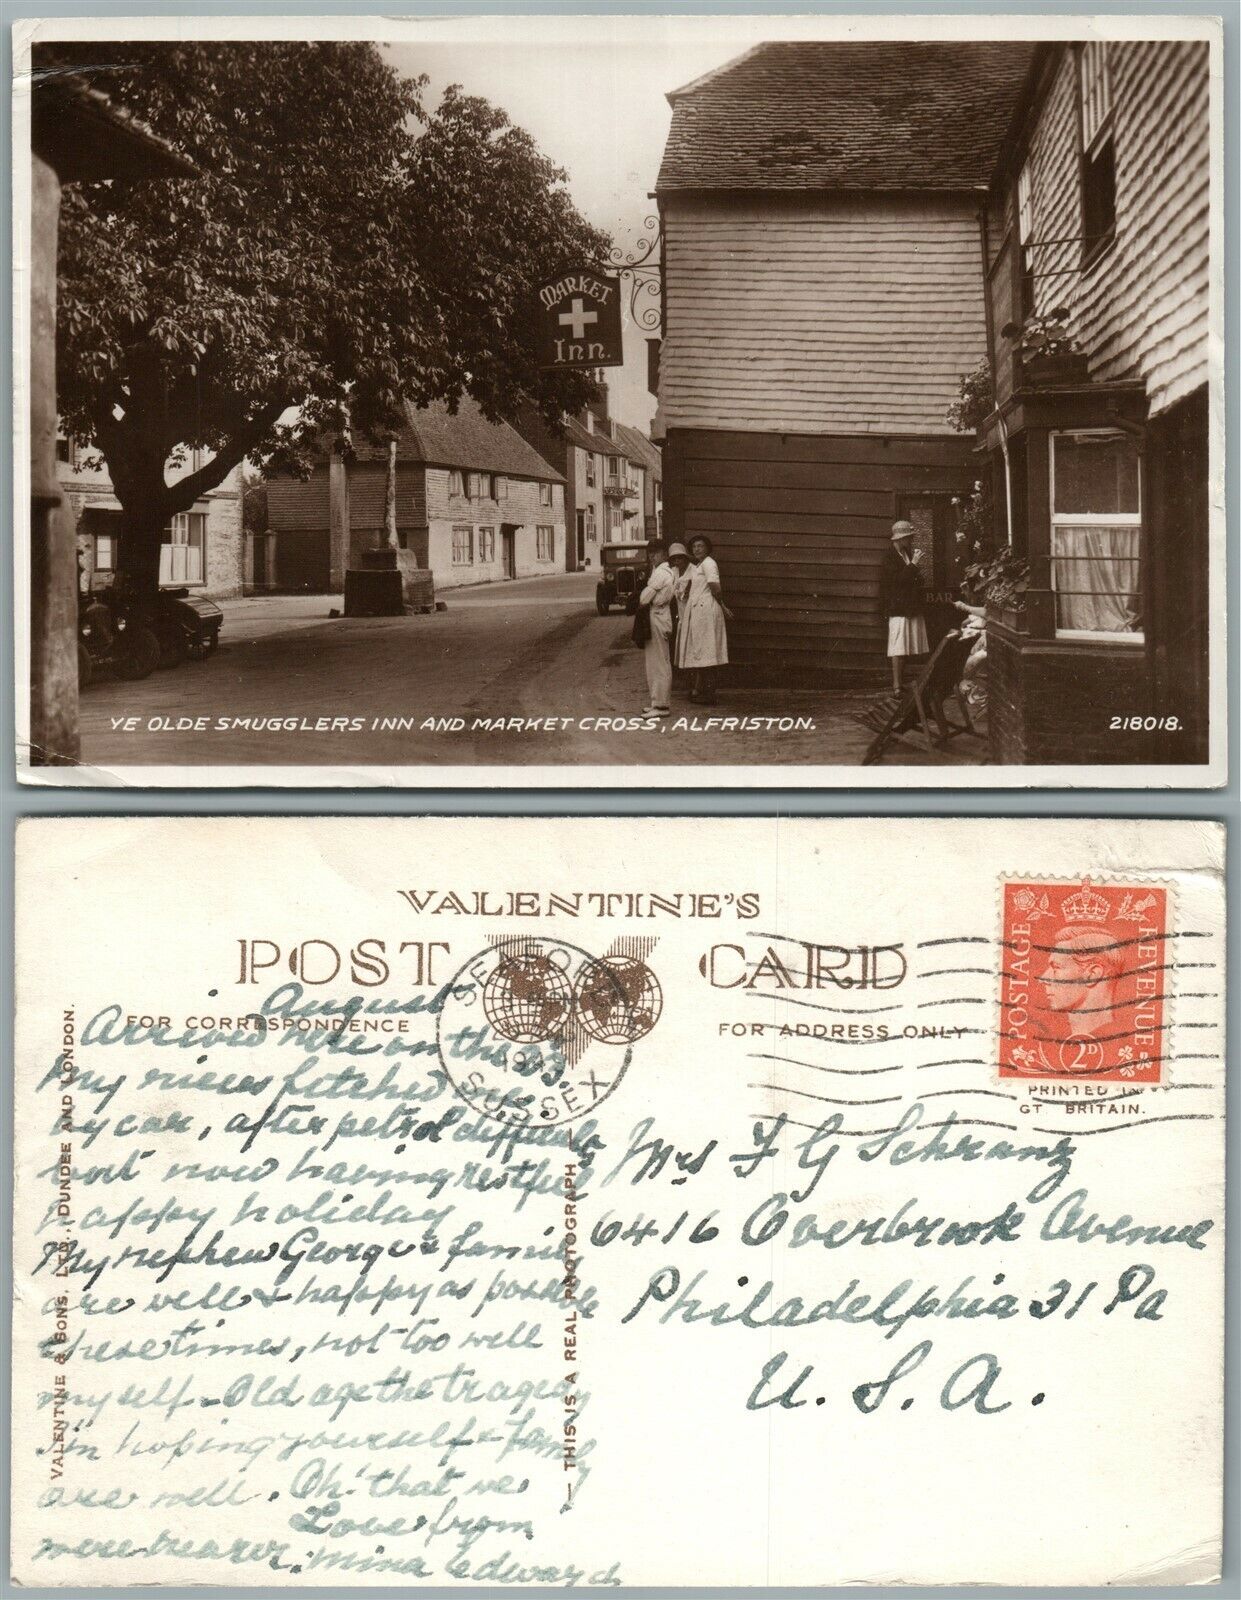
xmin=76 ymin=572 xmax=984 ymax=772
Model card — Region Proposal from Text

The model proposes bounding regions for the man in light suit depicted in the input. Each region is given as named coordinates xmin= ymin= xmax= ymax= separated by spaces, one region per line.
xmin=638 ymin=540 xmax=683 ymax=717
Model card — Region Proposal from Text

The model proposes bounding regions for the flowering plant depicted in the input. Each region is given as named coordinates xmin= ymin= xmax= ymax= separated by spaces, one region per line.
xmin=1000 ymin=306 xmax=1082 ymax=358
xmin=945 ymin=357 xmax=994 ymax=434
xmin=952 ymin=478 xmax=1029 ymax=610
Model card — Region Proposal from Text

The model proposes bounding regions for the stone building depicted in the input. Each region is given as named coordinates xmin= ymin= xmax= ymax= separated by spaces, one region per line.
xmin=511 ymin=402 xmax=638 ymax=570
xmin=265 ymin=396 xmax=565 ymax=592
xmin=61 ymin=438 xmax=245 ymax=598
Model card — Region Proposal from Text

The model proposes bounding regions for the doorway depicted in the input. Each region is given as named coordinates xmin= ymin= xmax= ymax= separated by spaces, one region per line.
xmin=501 ymin=524 xmax=517 ymax=580
xmin=575 ymin=511 xmax=586 ymax=569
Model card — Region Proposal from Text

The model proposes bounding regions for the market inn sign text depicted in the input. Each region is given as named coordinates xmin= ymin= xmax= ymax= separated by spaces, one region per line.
xmin=535 ymin=266 xmax=624 ymax=369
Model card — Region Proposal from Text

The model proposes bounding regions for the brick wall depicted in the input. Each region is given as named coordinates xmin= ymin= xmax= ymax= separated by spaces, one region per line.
xmin=988 ymin=624 xmax=1150 ymax=764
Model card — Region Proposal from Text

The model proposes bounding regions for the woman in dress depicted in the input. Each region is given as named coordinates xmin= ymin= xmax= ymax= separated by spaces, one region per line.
xmin=674 ymin=535 xmax=729 ymax=704
xmin=879 ymin=520 xmax=928 ymax=692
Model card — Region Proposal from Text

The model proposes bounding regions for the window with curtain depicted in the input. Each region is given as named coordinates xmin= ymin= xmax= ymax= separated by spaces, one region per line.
xmin=452 ymin=525 xmax=473 ymax=564
xmin=477 ymin=526 xmax=495 ymax=563
xmin=536 ymin=525 xmax=554 ymax=560
xmin=448 ymin=469 xmax=465 ymax=497
xmin=1051 ymin=430 xmax=1142 ymax=638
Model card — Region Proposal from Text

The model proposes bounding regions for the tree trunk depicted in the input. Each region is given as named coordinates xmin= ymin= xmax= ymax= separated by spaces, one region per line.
xmin=114 ymin=505 xmax=169 ymax=594
xmin=101 ymin=431 xmax=172 ymax=596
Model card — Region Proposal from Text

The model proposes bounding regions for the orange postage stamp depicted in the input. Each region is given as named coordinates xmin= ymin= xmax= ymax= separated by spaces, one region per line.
xmin=999 ymin=878 xmax=1168 ymax=1083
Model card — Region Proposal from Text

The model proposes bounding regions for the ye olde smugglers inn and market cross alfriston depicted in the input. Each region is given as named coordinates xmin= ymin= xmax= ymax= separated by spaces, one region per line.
xmin=654 ymin=39 xmax=1212 ymax=765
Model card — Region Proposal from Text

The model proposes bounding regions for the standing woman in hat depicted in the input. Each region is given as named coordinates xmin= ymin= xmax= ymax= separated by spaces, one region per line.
xmin=674 ymin=535 xmax=729 ymax=704
xmin=879 ymin=520 xmax=928 ymax=692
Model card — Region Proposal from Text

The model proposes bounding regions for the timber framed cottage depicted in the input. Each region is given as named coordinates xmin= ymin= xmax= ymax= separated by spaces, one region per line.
xmin=655 ymin=41 xmax=1034 ymax=683
xmin=980 ymin=38 xmax=1214 ymax=765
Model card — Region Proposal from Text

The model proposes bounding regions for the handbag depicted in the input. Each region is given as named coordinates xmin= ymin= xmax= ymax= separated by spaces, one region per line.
xmin=631 ymin=602 xmax=652 ymax=648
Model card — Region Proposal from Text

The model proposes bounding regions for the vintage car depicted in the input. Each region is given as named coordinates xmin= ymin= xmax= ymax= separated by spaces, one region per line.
xmin=595 ymin=542 xmax=650 ymax=614
xmin=78 ymin=591 xmax=161 ymax=685
xmin=149 ymin=587 xmax=224 ymax=665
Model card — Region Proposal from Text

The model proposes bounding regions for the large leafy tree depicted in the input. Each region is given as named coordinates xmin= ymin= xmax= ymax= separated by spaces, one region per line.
xmin=47 ymin=42 xmax=608 ymax=590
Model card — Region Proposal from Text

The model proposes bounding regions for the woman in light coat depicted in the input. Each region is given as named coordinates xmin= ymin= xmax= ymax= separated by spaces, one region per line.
xmin=674 ymin=535 xmax=729 ymax=704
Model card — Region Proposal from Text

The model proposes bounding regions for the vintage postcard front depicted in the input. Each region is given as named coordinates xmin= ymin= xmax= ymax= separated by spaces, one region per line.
xmin=10 ymin=816 xmax=1226 ymax=1586
xmin=13 ymin=13 xmax=1225 ymax=789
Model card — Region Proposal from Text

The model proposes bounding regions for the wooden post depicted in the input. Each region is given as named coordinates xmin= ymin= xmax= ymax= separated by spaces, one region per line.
xmin=28 ymin=149 xmax=78 ymax=766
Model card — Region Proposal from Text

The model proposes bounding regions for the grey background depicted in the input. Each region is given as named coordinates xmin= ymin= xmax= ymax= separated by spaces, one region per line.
xmin=2 ymin=0 xmax=1236 ymax=1594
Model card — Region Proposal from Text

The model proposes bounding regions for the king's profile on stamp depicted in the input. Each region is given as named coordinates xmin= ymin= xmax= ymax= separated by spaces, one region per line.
xmin=1000 ymin=878 xmax=1168 ymax=1082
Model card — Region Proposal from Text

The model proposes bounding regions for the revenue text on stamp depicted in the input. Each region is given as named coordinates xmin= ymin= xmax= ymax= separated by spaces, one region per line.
xmin=999 ymin=878 xmax=1168 ymax=1083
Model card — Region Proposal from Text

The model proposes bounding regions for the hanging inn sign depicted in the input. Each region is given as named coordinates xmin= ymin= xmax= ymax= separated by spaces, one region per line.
xmin=535 ymin=266 xmax=624 ymax=369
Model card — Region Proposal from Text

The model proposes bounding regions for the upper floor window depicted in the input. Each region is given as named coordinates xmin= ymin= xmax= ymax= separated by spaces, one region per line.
xmin=469 ymin=471 xmax=493 ymax=500
xmin=494 ymin=476 xmax=507 ymax=500
xmin=1016 ymin=161 xmax=1035 ymax=319
xmin=1050 ymin=429 xmax=1141 ymax=640
xmin=585 ymin=453 xmax=597 ymax=487
xmin=449 ymin=469 xmax=465 ymax=497
xmin=56 ymin=433 xmax=77 ymax=468
xmin=607 ymin=455 xmax=620 ymax=482
xmin=1078 ymin=43 xmax=1116 ymax=263
xmin=539 ymin=481 xmax=553 ymax=507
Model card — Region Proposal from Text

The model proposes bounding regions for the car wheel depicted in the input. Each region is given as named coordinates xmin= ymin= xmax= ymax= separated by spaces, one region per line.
xmin=114 ymin=625 xmax=161 ymax=680
xmin=158 ymin=628 xmax=189 ymax=669
xmin=77 ymin=643 xmax=93 ymax=690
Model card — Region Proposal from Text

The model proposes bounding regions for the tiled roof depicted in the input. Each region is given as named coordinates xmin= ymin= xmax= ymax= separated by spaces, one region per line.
xmin=351 ymin=396 xmax=562 ymax=481
xmin=562 ymin=416 xmax=626 ymax=458
xmin=657 ymin=40 xmax=1035 ymax=192
xmin=614 ymin=422 xmax=662 ymax=478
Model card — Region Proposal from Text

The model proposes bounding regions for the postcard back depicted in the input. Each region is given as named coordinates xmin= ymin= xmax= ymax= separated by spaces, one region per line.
xmin=10 ymin=817 xmax=1226 ymax=1586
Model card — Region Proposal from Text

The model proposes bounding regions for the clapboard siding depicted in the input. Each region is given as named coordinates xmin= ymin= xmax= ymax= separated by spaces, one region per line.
xmin=1021 ymin=41 xmax=1210 ymax=417
xmin=666 ymin=427 xmax=976 ymax=681
xmin=660 ymin=195 xmax=988 ymax=435
xmin=267 ymin=463 xmax=427 ymax=533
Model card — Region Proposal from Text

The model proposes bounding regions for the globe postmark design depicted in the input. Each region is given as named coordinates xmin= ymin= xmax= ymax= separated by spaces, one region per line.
xmin=437 ymin=938 xmax=658 ymax=1127
xmin=483 ymin=952 xmax=573 ymax=1043
xmin=574 ymin=955 xmax=662 ymax=1044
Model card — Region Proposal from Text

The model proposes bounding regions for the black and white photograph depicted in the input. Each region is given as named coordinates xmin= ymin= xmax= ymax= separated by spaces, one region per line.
xmin=15 ymin=14 xmax=1224 ymax=786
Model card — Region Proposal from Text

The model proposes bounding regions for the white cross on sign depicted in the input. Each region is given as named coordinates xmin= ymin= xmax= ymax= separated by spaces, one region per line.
xmin=558 ymin=297 xmax=598 ymax=341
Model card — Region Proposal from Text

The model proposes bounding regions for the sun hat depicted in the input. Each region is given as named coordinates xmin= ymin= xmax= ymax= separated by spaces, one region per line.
xmin=891 ymin=520 xmax=915 ymax=542
xmin=667 ymin=542 xmax=689 ymax=558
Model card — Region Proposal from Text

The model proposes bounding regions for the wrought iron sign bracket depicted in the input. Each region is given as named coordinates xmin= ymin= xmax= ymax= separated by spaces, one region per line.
xmin=606 ymin=215 xmax=662 ymax=332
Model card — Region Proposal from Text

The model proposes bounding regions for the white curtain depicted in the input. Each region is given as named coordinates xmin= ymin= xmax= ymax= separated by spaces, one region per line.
xmin=1053 ymin=524 xmax=1140 ymax=632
